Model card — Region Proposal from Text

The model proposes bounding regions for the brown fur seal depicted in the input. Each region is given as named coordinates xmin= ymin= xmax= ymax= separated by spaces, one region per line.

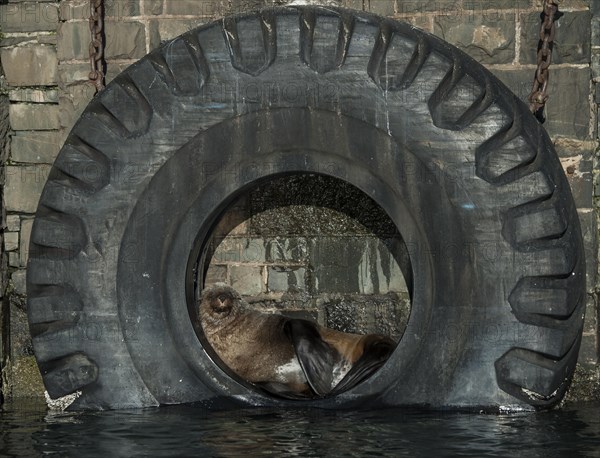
xmin=199 ymin=284 xmax=395 ymax=398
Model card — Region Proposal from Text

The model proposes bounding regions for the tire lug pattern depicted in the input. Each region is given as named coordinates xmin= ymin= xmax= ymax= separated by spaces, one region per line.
xmin=494 ymin=337 xmax=581 ymax=405
xmin=428 ymin=57 xmax=495 ymax=131
xmin=223 ymin=11 xmax=277 ymax=76
xmin=148 ymin=34 xmax=209 ymax=96
xmin=509 ymin=276 xmax=582 ymax=321
xmin=28 ymin=284 xmax=83 ymax=339
xmin=363 ymin=13 xmax=584 ymax=406
xmin=368 ymin=26 xmax=431 ymax=91
xmin=37 ymin=353 xmax=99 ymax=399
xmin=503 ymin=199 xmax=567 ymax=248
xmin=30 ymin=205 xmax=87 ymax=260
xmin=476 ymin=113 xmax=539 ymax=185
xmin=51 ymin=135 xmax=110 ymax=194
xmin=94 ymin=74 xmax=152 ymax=137
xmin=300 ymin=10 xmax=353 ymax=74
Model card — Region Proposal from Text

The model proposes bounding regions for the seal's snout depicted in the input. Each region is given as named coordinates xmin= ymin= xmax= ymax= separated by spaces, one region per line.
xmin=212 ymin=292 xmax=232 ymax=314
xmin=200 ymin=285 xmax=239 ymax=317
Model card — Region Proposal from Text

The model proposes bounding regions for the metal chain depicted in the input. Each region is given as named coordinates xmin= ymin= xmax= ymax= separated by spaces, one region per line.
xmin=89 ymin=0 xmax=105 ymax=93
xmin=527 ymin=0 xmax=563 ymax=123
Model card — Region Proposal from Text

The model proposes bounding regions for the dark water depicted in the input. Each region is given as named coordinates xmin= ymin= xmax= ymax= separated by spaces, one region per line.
xmin=1 ymin=402 xmax=599 ymax=457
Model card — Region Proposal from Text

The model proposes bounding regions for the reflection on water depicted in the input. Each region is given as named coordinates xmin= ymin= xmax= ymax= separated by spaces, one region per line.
xmin=1 ymin=402 xmax=599 ymax=457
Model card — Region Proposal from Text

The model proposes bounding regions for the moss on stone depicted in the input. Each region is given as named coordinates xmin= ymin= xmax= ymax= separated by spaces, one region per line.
xmin=8 ymin=356 xmax=45 ymax=399
xmin=562 ymin=364 xmax=600 ymax=405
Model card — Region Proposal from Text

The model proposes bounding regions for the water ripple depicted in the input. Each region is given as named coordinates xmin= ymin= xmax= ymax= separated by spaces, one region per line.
xmin=1 ymin=402 xmax=599 ymax=457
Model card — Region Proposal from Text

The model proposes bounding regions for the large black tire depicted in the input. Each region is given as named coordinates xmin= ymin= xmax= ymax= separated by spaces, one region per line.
xmin=27 ymin=6 xmax=585 ymax=410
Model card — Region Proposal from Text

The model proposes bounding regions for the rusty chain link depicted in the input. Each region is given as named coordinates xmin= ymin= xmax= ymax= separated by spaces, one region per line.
xmin=527 ymin=0 xmax=563 ymax=123
xmin=89 ymin=0 xmax=105 ymax=93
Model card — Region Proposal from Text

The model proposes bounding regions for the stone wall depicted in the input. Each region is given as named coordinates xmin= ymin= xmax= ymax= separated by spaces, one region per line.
xmin=0 ymin=0 xmax=598 ymax=402
xmin=203 ymin=174 xmax=412 ymax=340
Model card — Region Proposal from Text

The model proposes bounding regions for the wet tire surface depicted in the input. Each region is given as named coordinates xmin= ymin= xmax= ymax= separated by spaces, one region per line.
xmin=27 ymin=6 xmax=585 ymax=410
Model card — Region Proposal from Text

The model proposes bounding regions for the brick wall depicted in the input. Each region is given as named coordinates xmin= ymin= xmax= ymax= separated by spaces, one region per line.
xmin=0 ymin=0 xmax=598 ymax=401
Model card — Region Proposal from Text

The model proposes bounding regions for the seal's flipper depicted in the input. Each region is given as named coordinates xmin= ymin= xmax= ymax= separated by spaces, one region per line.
xmin=331 ymin=335 xmax=395 ymax=395
xmin=285 ymin=319 xmax=339 ymax=397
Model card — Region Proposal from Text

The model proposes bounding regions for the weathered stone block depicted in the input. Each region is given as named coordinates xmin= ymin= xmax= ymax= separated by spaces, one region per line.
xmin=6 ymin=215 xmax=20 ymax=232
xmin=311 ymin=236 xmax=407 ymax=294
xmin=396 ymin=1 xmax=460 ymax=14
xmin=149 ymin=18 xmax=207 ymax=49
xmin=105 ymin=0 xmax=140 ymax=18
xmin=228 ymin=0 xmax=283 ymax=16
xmin=230 ymin=265 xmax=264 ymax=295
xmin=105 ymin=62 xmax=141 ymax=84
xmin=342 ymin=0 xmax=363 ymax=11
xmin=211 ymin=237 xmax=241 ymax=262
xmin=11 ymin=269 xmax=27 ymax=295
xmin=20 ymin=219 xmax=34 ymax=267
xmin=490 ymin=68 xmax=536 ymax=104
xmin=211 ymin=238 xmax=266 ymax=263
xmin=241 ymin=238 xmax=266 ymax=263
xmin=0 ymin=2 xmax=59 ymax=33
xmin=11 ymin=131 xmax=62 ymax=164
xmin=592 ymin=16 xmax=600 ymax=48
xmin=204 ymin=264 xmax=227 ymax=285
xmin=9 ymin=88 xmax=59 ymax=104
xmin=562 ymin=157 xmax=594 ymax=209
xmin=9 ymin=252 xmax=20 ymax=268
xmin=57 ymin=21 xmax=89 ymax=60
xmin=268 ymin=267 xmax=306 ymax=292
xmin=491 ymin=67 xmax=592 ymax=140
xmin=579 ymin=296 xmax=599 ymax=367
xmin=434 ymin=13 xmax=516 ymax=64
xmin=1 ymin=45 xmax=58 ymax=86
xmin=9 ymin=296 xmax=33 ymax=357
xmin=10 ymin=104 xmax=60 ymax=131
xmin=266 ymin=238 xmax=308 ymax=263
xmin=104 ymin=20 xmax=146 ymax=59
xmin=38 ymin=34 xmax=57 ymax=46
xmin=463 ymin=0 xmax=531 ymax=9
xmin=59 ymin=0 xmax=88 ymax=21
xmin=4 ymin=232 xmax=19 ymax=252
xmin=578 ymin=210 xmax=597 ymax=292
xmin=575 ymin=334 xmax=598 ymax=368
xmin=323 ymin=294 xmax=409 ymax=339
xmin=144 ymin=0 xmax=163 ymax=15
xmin=584 ymin=294 xmax=597 ymax=334
xmin=547 ymin=67 xmax=592 ymax=141
xmin=366 ymin=0 xmax=394 ymax=16
xmin=399 ymin=15 xmax=434 ymax=33
xmin=165 ymin=0 xmax=211 ymax=15
xmin=59 ymin=84 xmax=96 ymax=131
xmin=357 ymin=237 xmax=408 ymax=294
xmin=593 ymin=53 xmax=600 ymax=81
xmin=6 ymin=356 xmax=45 ymax=399
xmin=520 ymin=11 xmax=591 ymax=65
xmin=4 ymin=165 xmax=51 ymax=213
xmin=540 ymin=0 xmax=589 ymax=10
xmin=58 ymin=62 xmax=93 ymax=85
xmin=311 ymin=237 xmax=364 ymax=294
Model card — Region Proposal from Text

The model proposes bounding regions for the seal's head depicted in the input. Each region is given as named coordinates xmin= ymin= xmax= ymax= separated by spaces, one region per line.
xmin=199 ymin=284 xmax=246 ymax=334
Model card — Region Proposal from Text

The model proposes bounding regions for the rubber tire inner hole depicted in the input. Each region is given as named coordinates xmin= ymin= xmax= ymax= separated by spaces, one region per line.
xmin=195 ymin=173 xmax=412 ymax=395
